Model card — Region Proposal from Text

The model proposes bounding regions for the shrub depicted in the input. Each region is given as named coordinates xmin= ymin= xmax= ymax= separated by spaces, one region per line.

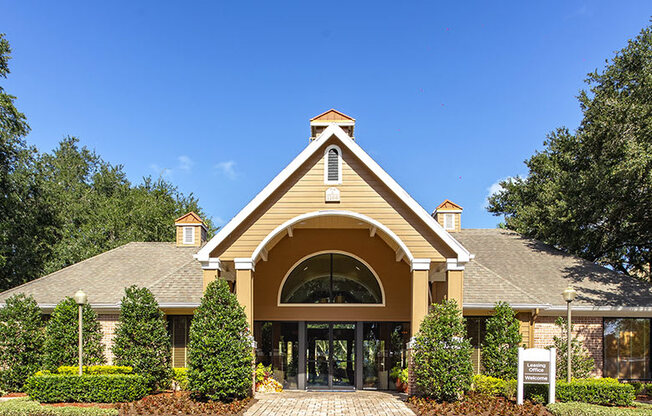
xmin=0 ymin=294 xmax=45 ymax=392
xmin=556 ymin=378 xmax=636 ymax=407
xmin=43 ymin=298 xmax=105 ymax=371
xmin=24 ymin=374 xmax=148 ymax=403
xmin=173 ymin=368 xmax=189 ymax=391
xmin=255 ymin=363 xmax=271 ymax=384
xmin=471 ymin=374 xmax=517 ymax=399
xmin=56 ymin=365 xmax=132 ymax=375
xmin=188 ymin=279 xmax=253 ymax=400
xmin=0 ymin=397 xmax=118 ymax=416
xmin=481 ymin=301 xmax=522 ymax=379
xmin=112 ymin=286 xmax=172 ymax=390
xmin=412 ymin=299 xmax=473 ymax=401
xmin=551 ymin=317 xmax=595 ymax=380
xmin=548 ymin=402 xmax=652 ymax=416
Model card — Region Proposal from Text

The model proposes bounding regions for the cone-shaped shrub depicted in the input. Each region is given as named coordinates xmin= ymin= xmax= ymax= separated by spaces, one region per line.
xmin=43 ymin=297 xmax=105 ymax=371
xmin=481 ymin=301 xmax=522 ymax=379
xmin=112 ymin=286 xmax=172 ymax=390
xmin=413 ymin=299 xmax=473 ymax=401
xmin=188 ymin=279 xmax=253 ymax=400
xmin=0 ymin=294 xmax=45 ymax=391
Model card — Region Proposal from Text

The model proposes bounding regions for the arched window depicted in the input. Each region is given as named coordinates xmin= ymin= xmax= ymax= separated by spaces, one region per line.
xmin=324 ymin=145 xmax=342 ymax=184
xmin=280 ymin=253 xmax=382 ymax=304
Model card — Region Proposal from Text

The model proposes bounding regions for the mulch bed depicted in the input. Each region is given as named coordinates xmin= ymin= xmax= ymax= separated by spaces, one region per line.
xmin=407 ymin=392 xmax=553 ymax=416
xmin=115 ymin=391 xmax=254 ymax=415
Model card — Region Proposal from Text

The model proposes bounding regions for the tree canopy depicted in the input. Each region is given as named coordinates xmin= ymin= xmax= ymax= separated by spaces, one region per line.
xmin=488 ymin=24 xmax=652 ymax=281
xmin=0 ymin=34 xmax=214 ymax=291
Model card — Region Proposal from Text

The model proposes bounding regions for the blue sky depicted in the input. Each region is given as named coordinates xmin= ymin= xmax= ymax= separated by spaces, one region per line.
xmin=1 ymin=1 xmax=649 ymax=228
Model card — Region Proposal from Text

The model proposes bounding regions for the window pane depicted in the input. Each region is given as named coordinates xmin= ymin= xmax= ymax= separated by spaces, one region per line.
xmin=331 ymin=254 xmax=382 ymax=304
xmin=604 ymin=318 xmax=650 ymax=380
xmin=281 ymin=254 xmax=331 ymax=303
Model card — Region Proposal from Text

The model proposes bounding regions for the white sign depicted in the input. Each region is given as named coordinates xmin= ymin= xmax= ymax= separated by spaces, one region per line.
xmin=325 ymin=187 xmax=340 ymax=202
xmin=517 ymin=347 xmax=556 ymax=405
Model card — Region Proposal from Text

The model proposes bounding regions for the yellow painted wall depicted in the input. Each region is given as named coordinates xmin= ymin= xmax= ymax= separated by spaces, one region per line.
xmin=210 ymin=137 xmax=455 ymax=261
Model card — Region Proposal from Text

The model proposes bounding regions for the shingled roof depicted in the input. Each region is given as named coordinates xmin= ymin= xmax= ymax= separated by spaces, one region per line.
xmin=0 ymin=242 xmax=203 ymax=307
xmin=457 ymin=229 xmax=652 ymax=308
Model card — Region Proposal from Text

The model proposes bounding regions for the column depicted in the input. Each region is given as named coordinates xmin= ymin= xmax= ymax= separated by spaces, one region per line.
xmin=446 ymin=269 xmax=464 ymax=308
xmin=410 ymin=259 xmax=430 ymax=337
xmin=234 ymin=258 xmax=255 ymax=331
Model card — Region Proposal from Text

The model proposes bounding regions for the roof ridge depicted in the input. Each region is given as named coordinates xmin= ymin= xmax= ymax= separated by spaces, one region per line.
xmin=0 ymin=242 xmax=135 ymax=298
xmin=470 ymin=258 xmax=546 ymax=305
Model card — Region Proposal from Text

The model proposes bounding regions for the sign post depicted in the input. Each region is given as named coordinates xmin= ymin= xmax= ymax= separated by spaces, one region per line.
xmin=517 ymin=347 xmax=556 ymax=405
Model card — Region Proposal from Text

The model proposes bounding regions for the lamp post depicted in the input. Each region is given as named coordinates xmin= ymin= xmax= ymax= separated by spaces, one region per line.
xmin=73 ymin=289 xmax=88 ymax=376
xmin=562 ymin=286 xmax=577 ymax=383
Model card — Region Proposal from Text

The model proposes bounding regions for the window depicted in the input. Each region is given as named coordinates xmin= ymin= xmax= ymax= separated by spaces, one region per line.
xmin=604 ymin=318 xmax=651 ymax=380
xmin=444 ymin=213 xmax=455 ymax=230
xmin=280 ymin=253 xmax=382 ymax=304
xmin=324 ymin=145 xmax=342 ymax=184
xmin=183 ymin=226 xmax=195 ymax=244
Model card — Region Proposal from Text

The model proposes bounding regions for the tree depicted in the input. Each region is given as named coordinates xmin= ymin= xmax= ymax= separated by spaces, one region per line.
xmin=188 ymin=279 xmax=253 ymax=400
xmin=0 ymin=294 xmax=45 ymax=391
xmin=0 ymin=34 xmax=57 ymax=290
xmin=112 ymin=286 xmax=172 ymax=390
xmin=551 ymin=317 xmax=595 ymax=380
xmin=412 ymin=300 xmax=473 ymax=401
xmin=481 ymin=302 xmax=522 ymax=379
xmin=488 ymin=24 xmax=652 ymax=281
xmin=43 ymin=297 xmax=105 ymax=371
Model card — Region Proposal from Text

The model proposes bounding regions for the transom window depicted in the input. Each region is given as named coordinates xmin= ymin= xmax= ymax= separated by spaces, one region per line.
xmin=280 ymin=253 xmax=382 ymax=304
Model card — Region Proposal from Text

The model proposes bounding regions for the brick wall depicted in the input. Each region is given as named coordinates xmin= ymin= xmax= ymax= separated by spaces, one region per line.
xmin=98 ymin=314 xmax=119 ymax=365
xmin=533 ymin=316 xmax=603 ymax=377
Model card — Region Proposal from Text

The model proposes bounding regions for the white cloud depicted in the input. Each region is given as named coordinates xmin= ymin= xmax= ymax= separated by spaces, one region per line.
xmin=177 ymin=155 xmax=194 ymax=172
xmin=149 ymin=163 xmax=172 ymax=178
xmin=484 ymin=177 xmax=511 ymax=208
xmin=215 ymin=160 xmax=237 ymax=180
xmin=213 ymin=216 xmax=226 ymax=226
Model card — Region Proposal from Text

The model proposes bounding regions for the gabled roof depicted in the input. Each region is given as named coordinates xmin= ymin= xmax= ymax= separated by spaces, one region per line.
xmin=174 ymin=212 xmax=204 ymax=225
xmin=196 ymin=124 xmax=471 ymax=264
xmin=436 ymin=199 xmax=463 ymax=211
xmin=310 ymin=109 xmax=355 ymax=122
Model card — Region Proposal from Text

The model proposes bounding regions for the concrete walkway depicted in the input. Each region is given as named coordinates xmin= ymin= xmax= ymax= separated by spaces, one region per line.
xmin=245 ymin=390 xmax=415 ymax=416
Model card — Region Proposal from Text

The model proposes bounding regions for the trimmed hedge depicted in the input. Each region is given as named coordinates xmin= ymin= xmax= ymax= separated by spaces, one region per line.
xmin=556 ymin=378 xmax=636 ymax=407
xmin=548 ymin=402 xmax=652 ymax=416
xmin=56 ymin=366 xmax=132 ymax=375
xmin=24 ymin=374 xmax=148 ymax=403
xmin=0 ymin=397 xmax=118 ymax=416
xmin=172 ymin=368 xmax=188 ymax=391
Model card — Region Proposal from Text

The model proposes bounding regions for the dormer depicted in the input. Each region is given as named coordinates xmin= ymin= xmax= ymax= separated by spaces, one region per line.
xmin=433 ymin=200 xmax=463 ymax=232
xmin=310 ymin=109 xmax=355 ymax=140
xmin=175 ymin=212 xmax=208 ymax=247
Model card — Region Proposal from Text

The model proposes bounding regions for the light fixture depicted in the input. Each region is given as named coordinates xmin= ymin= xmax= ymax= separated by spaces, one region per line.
xmin=74 ymin=289 xmax=88 ymax=305
xmin=562 ymin=286 xmax=576 ymax=303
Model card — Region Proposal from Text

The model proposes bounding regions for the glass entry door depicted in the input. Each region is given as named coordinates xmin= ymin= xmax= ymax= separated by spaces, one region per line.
xmin=306 ymin=322 xmax=356 ymax=390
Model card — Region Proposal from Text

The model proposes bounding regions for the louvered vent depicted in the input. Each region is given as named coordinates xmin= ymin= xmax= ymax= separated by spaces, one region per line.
xmin=327 ymin=148 xmax=339 ymax=182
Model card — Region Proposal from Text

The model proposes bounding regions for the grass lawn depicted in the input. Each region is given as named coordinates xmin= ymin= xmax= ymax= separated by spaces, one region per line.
xmin=548 ymin=402 xmax=652 ymax=415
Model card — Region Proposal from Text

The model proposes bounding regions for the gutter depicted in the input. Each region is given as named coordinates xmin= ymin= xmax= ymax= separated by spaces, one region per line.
xmin=36 ymin=302 xmax=200 ymax=313
xmin=464 ymin=303 xmax=652 ymax=317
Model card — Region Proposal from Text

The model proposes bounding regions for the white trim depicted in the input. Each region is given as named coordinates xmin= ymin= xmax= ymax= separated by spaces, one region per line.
xmin=411 ymin=258 xmax=431 ymax=271
xmin=434 ymin=209 xmax=462 ymax=214
xmin=234 ymin=258 xmax=255 ymax=271
xmin=276 ymin=250 xmax=386 ymax=307
xmin=310 ymin=121 xmax=355 ymax=126
xmin=446 ymin=258 xmax=465 ymax=271
xmin=200 ymin=258 xmax=222 ymax=270
xmin=324 ymin=144 xmax=342 ymax=185
xmin=182 ymin=226 xmax=195 ymax=244
xmin=195 ymin=124 xmax=471 ymax=263
xmin=463 ymin=303 xmax=652 ymax=317
xmin=175 ymin=222 xmax=208 ymax=231
xmin=250 ymin=210 xmax=415 ymax=264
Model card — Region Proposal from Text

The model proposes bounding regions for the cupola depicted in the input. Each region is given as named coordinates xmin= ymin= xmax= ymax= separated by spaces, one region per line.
xmin=175 ymin=212 xmax=208 ymax=247
xmin=433 ymin=200 xmax=463 ymax=232
xmin=310 ymin=109 xmax=355 ymax=140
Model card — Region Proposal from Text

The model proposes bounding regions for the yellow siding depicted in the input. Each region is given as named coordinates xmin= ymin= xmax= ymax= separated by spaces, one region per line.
xmin=517 ymin=312 xmax=533 ymax=348
xmin=211 ymin=138 xmax=454 ymax=261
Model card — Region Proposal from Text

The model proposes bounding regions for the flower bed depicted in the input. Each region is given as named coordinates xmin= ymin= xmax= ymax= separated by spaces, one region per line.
xmin=408 ymin=392 xmax=552 ymax=415
xmin=115 ymin=392 xmax=252 ymax=415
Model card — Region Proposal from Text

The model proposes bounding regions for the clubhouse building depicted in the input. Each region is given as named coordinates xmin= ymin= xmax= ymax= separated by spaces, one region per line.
xmin=2 ymin=110 xmax=651 ymax=390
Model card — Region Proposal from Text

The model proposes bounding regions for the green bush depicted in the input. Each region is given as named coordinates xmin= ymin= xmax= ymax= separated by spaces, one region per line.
xmin=43 ymin=298 xmax=105 ymax=371
xmin=255 ymin=363 xmax=271 ymax=384
xmin=188 ymin=279 xmax=253 ymax=400
xmin=481 ymin=302 xmax=522 ymax=380
xmin=412 ymin=300 xmax=473 ymax=401
xmin=112 ymin=286 xmax=172 ymax=390
xmin=0 ymin=397 xmax=119 ymax=416
xmin=24 ymin=374 xmax=148 ymax=403
xmin=56 ymin=366 xmax=132 ymax=375
xmin=551 ymin=317 xmax=595 ymax=380
xmin=471 ymin=374 xmax=517 ymax=399
xmin=548 ymin=402 xmax=652 ymax=416
xmin=172 ymin=368 xmax=188 ymax=391
xmin=0 ymin=294 xmax=45 ymax=392
xmin=556 ymin=378 xmax=635 ymax=407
